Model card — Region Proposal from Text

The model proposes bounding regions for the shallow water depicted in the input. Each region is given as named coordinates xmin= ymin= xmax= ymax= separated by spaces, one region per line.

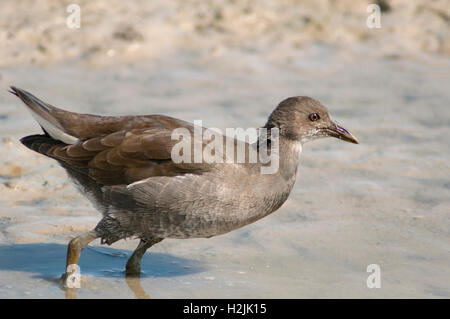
xmin=0 ymin=50 xmax=449 ymax=298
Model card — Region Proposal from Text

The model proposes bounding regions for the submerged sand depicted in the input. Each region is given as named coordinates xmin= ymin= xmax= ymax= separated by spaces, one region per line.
xmin=0 ymin=0 xmax=449 ymax=298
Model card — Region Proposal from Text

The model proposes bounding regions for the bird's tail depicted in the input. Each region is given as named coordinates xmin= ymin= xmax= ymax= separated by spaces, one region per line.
xmin=9 ymin=86 xmax=79 ymax=144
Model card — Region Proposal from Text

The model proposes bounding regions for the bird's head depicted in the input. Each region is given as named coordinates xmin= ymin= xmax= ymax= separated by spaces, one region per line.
xmin=265 ymin=96 xmax=359 ymax=144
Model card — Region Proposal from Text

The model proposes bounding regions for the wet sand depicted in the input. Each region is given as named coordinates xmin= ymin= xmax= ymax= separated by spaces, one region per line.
xmin=0 ymin=0 xmax=449 ymax=298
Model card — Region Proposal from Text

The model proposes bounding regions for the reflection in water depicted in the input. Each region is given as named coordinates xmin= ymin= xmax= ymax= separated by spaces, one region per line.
xmin=125 ymin=276 xmax=150 ymax=299
xmin=0 ymin=243 xmax=205 ymax=298
xmin=64 ymin=287 xmax=78 ymax=299
xmin=62 ymin=275 xmax=150 ymax=299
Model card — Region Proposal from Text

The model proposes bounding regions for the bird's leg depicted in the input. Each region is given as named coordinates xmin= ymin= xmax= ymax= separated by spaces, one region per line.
xmin=126 ymin=238 xmax=162 ymax=277
xmin=66 ymin=230 xmax=99 ymax=265
xmin=61 ymin=230 xmax=99 ymax=288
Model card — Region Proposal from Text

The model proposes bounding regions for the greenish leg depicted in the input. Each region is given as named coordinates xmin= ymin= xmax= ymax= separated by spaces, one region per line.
xmin=61 ymin=230 xmax=99 ymax=288
xmin=125 ymin=238 xmax=162 ymax=276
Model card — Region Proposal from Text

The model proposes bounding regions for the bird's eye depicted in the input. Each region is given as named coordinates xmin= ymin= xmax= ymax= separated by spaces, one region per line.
xmin=309 ymin=113 xmax=320 ymax=121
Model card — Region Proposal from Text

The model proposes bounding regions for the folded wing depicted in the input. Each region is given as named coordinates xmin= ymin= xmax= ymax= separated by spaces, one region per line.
xmin=12 ymin=86 xmax=215 ymax=186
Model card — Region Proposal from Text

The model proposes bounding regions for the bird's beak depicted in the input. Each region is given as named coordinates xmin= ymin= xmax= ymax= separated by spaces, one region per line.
xmin=325 ymin=122 xmax=359 ymax=144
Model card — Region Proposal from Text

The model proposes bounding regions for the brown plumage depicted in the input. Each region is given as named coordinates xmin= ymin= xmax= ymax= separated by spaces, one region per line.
xmin=10 ymin=86 xmax=358 ymax=284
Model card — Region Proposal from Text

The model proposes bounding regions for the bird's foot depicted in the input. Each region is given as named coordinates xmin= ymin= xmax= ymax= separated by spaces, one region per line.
xmin=59 ymin=264 xmax=82 ymax=289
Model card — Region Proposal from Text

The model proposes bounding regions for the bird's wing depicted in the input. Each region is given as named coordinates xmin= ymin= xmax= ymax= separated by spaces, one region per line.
xmin=12 ymin=86 xmax=257 ymax=186
xmin=11 ymin=86 xmax=221 ymax=185
xmin=22 ymin=126 xmax=217 ymax=186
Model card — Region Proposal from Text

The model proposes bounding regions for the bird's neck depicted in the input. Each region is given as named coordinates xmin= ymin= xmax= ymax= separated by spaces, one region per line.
xmin=246 ymin=137 xmax=302 ymax=219
xmin=256 ymin=134 xmax=302 ymax=180
xmin=278 ymin=138 xmax=303 ymax=180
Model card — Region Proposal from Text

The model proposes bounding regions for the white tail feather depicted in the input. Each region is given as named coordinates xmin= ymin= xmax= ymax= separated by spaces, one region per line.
xmin=28 ymin=110 xmax=79 ymax=144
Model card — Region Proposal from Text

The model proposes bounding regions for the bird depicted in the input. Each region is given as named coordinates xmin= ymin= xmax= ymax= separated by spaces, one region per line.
xmin=9 ymin=86 xmax=358 ymax=286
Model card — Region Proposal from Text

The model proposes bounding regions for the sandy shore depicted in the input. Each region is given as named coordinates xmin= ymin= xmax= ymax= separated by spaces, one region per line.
xmin=0 ymin=0 xmax=449 ymax=298
xmin=1 ymin=0 xmax=449 ymax=68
